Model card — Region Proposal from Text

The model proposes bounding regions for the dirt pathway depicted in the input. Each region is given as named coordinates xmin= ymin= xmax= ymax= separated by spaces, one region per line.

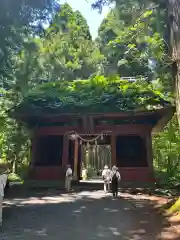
xmin=1 ymin=190 xmax=179 ymax=239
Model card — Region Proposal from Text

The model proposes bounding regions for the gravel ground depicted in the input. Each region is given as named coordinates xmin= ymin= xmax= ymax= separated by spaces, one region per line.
xmin=0 ymin=189 xmax=179 ymax=240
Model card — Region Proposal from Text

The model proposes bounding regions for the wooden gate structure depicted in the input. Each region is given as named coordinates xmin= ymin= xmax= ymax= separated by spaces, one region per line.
xmin=13 ymin=106 xmax=174 ymax=182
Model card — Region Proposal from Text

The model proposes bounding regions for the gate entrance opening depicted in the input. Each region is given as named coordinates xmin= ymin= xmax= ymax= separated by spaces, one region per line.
xmin=81 ymin=144 xmax=111 ymax=180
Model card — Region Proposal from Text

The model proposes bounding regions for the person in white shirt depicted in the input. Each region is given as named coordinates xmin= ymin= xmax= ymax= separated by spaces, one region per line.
xmin=102 ymin=165 xmax=111 ymax=194
xmin=82 ymin=167 xmax=87 ymax=180
xmin=0 ymin=174 xmax=8 ymax=226
xmin=65 ymin=165 xmax=73 ymax=192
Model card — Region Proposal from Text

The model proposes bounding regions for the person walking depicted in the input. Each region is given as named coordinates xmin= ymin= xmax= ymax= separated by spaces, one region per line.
xmin=65 ymin=164 xmax=73 ymax=192
xmin=102 ymin=165 xmax=111 ymax=194
xmin=111 ymin=165 xmax=121 ymax=197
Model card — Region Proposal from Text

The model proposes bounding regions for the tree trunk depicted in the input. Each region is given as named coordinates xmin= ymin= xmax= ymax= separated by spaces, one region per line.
xmin=168 ymin=0 xmax=180 ymax=128
xmin=12 ymin=158 xmax=18 ymax=174
xmin=176 ymin=62 xmax=180 ymax=126
xmin=169 ymin=1 xmax=180 ymax=60
xmin=168 ymin=1 xmax=180 ymax=202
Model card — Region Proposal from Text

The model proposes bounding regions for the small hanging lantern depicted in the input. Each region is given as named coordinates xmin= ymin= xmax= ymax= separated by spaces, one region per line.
xmin=87 ymin=141 xmax=90 ymax=149
xmin=80 ymin=140 xmax=82 ymax=145
xmin=101 ymin=134 xmax=103 ymax=140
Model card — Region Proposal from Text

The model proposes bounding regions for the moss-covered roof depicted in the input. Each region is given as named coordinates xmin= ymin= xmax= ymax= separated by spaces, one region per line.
xmin=12 ymin=76 xmax=171 ymax=117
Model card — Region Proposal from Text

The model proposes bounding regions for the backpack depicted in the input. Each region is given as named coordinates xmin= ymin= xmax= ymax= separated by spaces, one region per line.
xmin=112 ymin=172 xmax=118 ymax=181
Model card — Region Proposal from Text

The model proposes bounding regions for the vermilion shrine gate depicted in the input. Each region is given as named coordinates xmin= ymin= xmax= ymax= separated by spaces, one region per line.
xmin=14 ymin=106 xmax=174 ymax=182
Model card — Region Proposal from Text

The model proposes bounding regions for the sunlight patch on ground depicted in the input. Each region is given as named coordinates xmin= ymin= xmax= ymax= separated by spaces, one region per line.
xmin=4 ymin=190 xmax=165 ymax=207
xmin=108 ymin=227 xmax=121 ymax=236
xmin=4 ymin=190 xmax=112 ymax=206
xmin=159 ymin=228 xmax=180 ymax=239
xmin=96 ymin=225 xmax=122 ymax=238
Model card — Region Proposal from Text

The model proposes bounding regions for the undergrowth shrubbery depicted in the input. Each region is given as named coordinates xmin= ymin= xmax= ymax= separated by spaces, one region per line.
xmin=153 ymin=116 xmax=180 ymax=188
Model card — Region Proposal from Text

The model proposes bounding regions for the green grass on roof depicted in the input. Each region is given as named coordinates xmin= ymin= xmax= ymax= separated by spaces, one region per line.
xmin=14 ymin=76 xmax=171 ymax=115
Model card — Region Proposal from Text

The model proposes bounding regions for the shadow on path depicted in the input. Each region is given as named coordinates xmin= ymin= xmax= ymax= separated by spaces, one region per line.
xmin=1 ymin=189 xmax=180 ymax=240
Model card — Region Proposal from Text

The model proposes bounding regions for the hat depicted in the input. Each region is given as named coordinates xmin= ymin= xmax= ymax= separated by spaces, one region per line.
xmin=112 ymin=165 xmax=118 ymax=171
xmin=104 ymin=165 xmax=108 ymax=169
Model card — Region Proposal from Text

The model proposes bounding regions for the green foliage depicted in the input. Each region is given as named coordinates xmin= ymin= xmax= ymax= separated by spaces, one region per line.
xmin=8 ymin=160 xmax=29 ymax=183
xmin=13 ymin=3 xmax=105 ymax=88
xmin=14 ymin=76 xmax=170 ymax=116
xmin=0 ymin=88 xmax=30 ymax=173
xmin=0 ymin=0 xmax=59 ymax=84
xmin=96 ymin=0 xmax=172 ymax=92
xmin=153 ymin=115 xmax=180 ymax=186
xmin=0 ymin=0 xmax=59 ymax=173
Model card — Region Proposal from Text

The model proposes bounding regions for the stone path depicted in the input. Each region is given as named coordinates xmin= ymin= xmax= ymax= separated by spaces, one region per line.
xmin=0 ymin=190 xmax=179 ymax=239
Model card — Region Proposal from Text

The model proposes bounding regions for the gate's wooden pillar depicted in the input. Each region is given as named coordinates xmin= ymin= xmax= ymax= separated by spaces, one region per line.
xmin=62 ymin=135 xmax=69 ymax=167
xmin=111 ymin=135 xmax=116 ymax=167
xmin=30 ymin=133 xmax=37 ymax=168
xmin=73 ymin=139 xmax=79 ymax=180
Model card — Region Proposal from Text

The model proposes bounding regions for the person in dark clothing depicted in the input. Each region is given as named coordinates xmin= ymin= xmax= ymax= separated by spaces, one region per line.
xmin=111 ymin=165 xmax=121 ymax=197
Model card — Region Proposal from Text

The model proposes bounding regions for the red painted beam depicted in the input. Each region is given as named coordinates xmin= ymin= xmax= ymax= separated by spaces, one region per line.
xmin=36 ymin=124 xmax=152 ymax=136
